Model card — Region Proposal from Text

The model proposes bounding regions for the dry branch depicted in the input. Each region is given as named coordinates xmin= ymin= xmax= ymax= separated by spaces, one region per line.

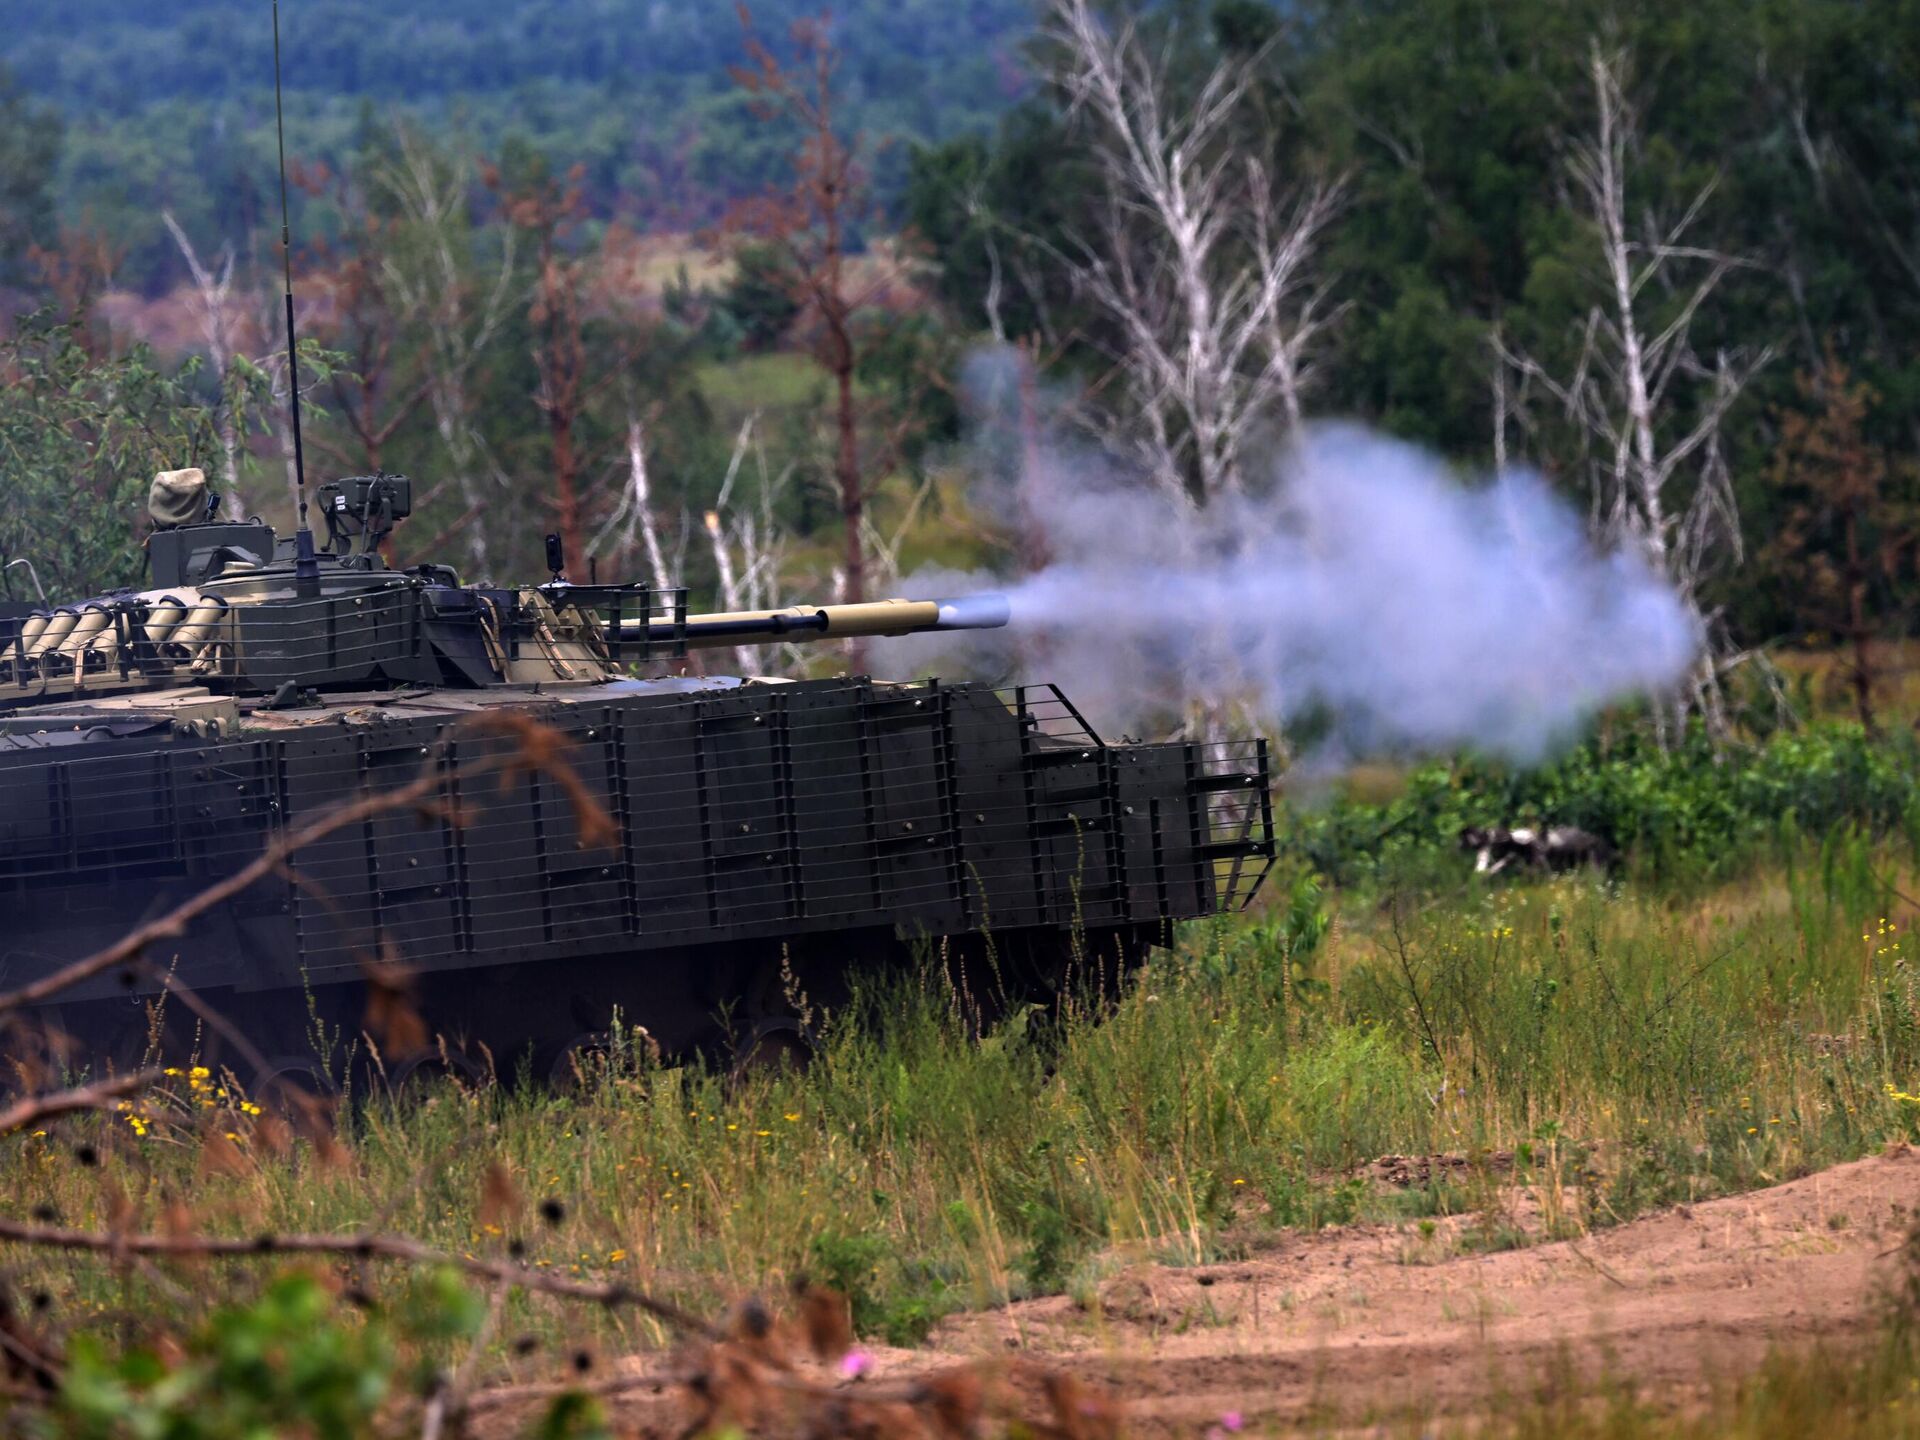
xmin=0 ymin=757 xmax=447 ymax=1020
xmin=1496 ymin=43 xmax=1771 ymax=734
xmin=0 ymin=1070 xmax=159 ymax=1137
xmin=0 ymin=1216 xmax=719 ymax=1340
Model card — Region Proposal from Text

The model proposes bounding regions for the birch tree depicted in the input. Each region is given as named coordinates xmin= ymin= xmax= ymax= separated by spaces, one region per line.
xmin=1497 ymin=44 xmax=1771 ymax=728
xmin=160 ymin=212 xmax=243 ymax=494
xmin=162 ymin=213 xmax=340 ymax=523
xmin=1044 ymin=0 xmax=1341 ymax=508
xmin=590 ymin=412 xmax=803 ymax=676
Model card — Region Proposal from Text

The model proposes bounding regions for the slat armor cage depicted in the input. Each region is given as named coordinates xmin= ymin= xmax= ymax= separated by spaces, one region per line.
xmin=0 ymin=678 xmax=1271 ymax=1006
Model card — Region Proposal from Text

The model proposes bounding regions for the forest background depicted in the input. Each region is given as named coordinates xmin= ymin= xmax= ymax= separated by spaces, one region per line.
xmin=6 ymin=7 xmax=1920 ymax=1434
xmin=2 ymin=0 xmax=1919 ymax=732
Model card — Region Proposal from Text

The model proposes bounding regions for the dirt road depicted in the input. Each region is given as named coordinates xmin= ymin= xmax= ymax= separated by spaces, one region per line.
xmin=919 ymin=1145 xmax=1918 ymax=1432
xmin=487 ymin=1146 xmax=1915 ymax=1436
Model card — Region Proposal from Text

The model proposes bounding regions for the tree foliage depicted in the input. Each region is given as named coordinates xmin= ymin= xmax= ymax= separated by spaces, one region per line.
xmin=0 ymin=314 xmax=220 ymax=600
xmin=1763 ymin=356 xmax=1920 ymax=729
xmin=0 ymin=63 xmax=63 ymax=284
xmin=904 ymin=0 xmax=1920 ymax=646
xmin=2 ymin=0 xmax=1038 ymax=291
xmin=7 ymin=0 xmax=1920 ymax=656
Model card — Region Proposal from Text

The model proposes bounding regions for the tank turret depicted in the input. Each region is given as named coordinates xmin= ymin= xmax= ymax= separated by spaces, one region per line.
xmin=0 ymin=468 xmax=1010 ymax=706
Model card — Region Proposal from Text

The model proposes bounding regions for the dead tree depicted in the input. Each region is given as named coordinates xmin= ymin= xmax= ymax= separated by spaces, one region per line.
xmin=160 ymin=212 xmax=244 ymax=495
xmin=293 ymin=161 xmax=433 ymax=481
xmin=493 ymin=161 xmax=652 ymax=577
xmin=1498 ymin=44 xmax=1772 ymax=732
xmin=1763 ymin=355 xmax=1918 ymax=731
xmin=501 ymin=164 xmax=596 ymax=570
xmin=1044 ymin=0 xmax=1342 ymax=508
xmin=730 ymin=6 xmax=903 ymax=666
xmin=25 ymin=227 xmax=120 ymax=348
xmin=591 ymin=413 xmax=803 ymax=676
xmin=703 ymin=416 xmax=803 ymax=674
xmin=161 ymin=213 xmax=339 ymax=523
xmin=592 ymin=412 xmax=680 ymax=593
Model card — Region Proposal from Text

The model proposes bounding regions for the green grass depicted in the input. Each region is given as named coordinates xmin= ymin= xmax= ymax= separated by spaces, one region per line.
xmin=1402 ymin=1341 xmax=1920 ymax=1440
xmin=6 ymin=846 xmax=1919 ymax=1383
xmin=8 ymin=815 xmax=1920 ymax=1440
xmin=693 ymin=352 xmax=829 ymax=428
xmin=1283 ymin=721 xmax=1920 ymax=890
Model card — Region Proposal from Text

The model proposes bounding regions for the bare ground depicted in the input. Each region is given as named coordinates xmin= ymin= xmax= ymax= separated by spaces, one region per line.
xmin=917 ymin=1144 xmax=1920 ymax=1432
xmin=489 ymin=1146 xmax=1918 ymax=1435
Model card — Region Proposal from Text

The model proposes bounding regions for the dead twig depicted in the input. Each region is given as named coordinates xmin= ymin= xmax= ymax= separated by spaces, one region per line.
xmin=0 ymin=1216 xmax=719 ymax=1341
xmin=0 ymin=1070 xmax=160 ymax=1137
xmin=0 ymin=715 xmax=608 ymax=1022
xmin=0 ymin=765 xmax=453 ymax=1020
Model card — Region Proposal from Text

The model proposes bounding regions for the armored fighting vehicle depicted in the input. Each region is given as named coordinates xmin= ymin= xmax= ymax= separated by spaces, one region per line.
xmin=0 ymin=469 xmax=1272 ymax=1089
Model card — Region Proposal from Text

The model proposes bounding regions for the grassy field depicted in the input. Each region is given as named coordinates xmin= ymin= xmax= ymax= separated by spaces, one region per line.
xmin=5 ymin=835 xmax=1919 ymax=1427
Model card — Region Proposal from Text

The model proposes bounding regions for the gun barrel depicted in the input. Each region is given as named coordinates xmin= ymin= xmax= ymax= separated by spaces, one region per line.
xmin=620 ymin=594 xmax=1010 ymax=651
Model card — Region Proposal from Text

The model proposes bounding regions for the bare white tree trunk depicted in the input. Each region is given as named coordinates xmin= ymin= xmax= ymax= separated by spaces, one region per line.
xmin=163 ymin=212 xmax=331 ymax=522
xmin=160 ymin=211 xmax=242 ymax=498
xmin=1045 ymin=0 xmax=1342 ymax=508
xmin=1497 ymin=43 xmax=1771 ymax=737
xmin=1039 ymin=0 xmax=1339 ymax=753
xmin=590 ymin=415 xmax=674 ymax=591
xmin=857 ymin=473 xmax=935 ymax=596
xmin=704 ymin=417 xmax=801 ymax=674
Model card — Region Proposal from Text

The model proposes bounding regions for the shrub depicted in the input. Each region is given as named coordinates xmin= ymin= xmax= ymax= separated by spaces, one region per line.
xmin=1283 ymin=721 xmax=1920 ymax=888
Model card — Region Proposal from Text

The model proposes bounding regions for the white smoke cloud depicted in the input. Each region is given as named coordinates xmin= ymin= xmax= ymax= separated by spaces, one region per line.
xmin=885 ymin=363 xmax=1699 ymax=764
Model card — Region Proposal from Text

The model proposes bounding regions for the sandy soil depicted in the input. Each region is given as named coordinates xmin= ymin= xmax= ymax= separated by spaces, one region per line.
xmin=916 ymin=1144 xmax=1919 ymax=1432
xmin=482 ymin=1145 xmax=1917 ymax=1436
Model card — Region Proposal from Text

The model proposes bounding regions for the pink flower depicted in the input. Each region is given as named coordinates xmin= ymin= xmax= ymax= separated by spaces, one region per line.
xmin=1217 ymin=1412 xmax=1244 ymax=1433
xmin=839 ymin=1349 xmax=874 ymax=1380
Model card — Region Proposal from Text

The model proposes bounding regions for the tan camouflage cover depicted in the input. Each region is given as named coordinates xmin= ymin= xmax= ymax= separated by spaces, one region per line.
xmin=147 ymin=468 xmax=208 ymax=528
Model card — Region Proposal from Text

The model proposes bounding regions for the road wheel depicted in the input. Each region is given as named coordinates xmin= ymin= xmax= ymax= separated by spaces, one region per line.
xmin=387 ymin=1043 xmax=490 ymax=1099
xmin=726 ymin=1016 xmax=814 ymax=1091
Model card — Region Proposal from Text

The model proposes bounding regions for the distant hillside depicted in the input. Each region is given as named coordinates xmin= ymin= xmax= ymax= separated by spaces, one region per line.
xmin=3 ymin=0 xmax=1036 ymax=289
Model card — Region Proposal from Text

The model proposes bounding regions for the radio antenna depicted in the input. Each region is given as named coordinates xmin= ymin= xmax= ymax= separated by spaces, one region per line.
xmin=271 ymin=0 xmax=320 ymax=594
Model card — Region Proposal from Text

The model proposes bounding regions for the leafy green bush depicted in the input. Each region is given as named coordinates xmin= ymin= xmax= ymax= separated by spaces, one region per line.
xmin=1284 ymin=721 xmax=1920 ymax=888
xmin=51 ymin=1274 xmax=395 ymax=1440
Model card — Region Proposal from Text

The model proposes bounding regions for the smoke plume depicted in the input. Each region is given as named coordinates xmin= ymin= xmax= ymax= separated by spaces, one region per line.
xmin=886 ymin=368 xmax=1699 ymax=764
